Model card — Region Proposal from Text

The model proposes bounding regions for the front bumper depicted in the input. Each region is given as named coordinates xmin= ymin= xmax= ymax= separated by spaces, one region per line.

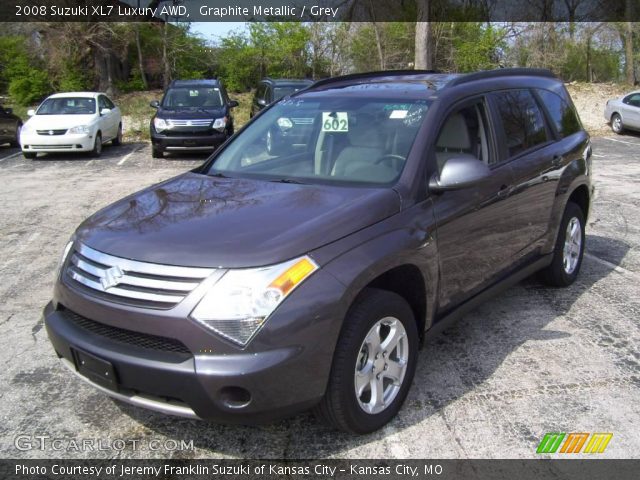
xmin=151 ymin=130 xmax=227 ymax=152
xmin=21 ymin=133 xmax=94 ymax=152
xmin=44 ymin=267 xmax=346 ymax=423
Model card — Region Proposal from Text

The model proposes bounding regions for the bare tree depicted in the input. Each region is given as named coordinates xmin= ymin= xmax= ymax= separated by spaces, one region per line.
xmin=415 ymin=0 xmax=433 ymax=69
xmin=624 ymin=0 xmax=635 ymax=84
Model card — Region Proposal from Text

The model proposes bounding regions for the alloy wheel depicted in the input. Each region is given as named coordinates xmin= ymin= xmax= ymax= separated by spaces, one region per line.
xmin=563 ymin=217 xmax=582 ymax=274
xmin=354 ymin=316 xmax=409 ymax=414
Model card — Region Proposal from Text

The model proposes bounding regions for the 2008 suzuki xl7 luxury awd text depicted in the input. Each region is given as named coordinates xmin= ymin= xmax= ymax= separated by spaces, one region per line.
xmin=44 ymin=69 xmax=593 ymax=433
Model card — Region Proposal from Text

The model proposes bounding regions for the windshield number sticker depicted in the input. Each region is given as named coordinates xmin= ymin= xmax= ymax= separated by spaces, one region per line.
xmin=322 ymin=112 xmax=348 ymax=132
xmin=390 ymin=110 xmax=408 ymax=119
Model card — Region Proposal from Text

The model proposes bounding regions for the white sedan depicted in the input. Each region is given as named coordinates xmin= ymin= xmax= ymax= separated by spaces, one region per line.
xmin=604 ymin=91 xmax=640 ymax=134
xmin=20 ymin=92 xmax=122 ymax=158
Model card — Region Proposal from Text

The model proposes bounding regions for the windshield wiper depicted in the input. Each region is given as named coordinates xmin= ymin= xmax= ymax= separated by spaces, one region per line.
xmin=269 ymin=178 xmax=306 ymax=184
xmin=209 ymin=172 xmax=231 ymax=178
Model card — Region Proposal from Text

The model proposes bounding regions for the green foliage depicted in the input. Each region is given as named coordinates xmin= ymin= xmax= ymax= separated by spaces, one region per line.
xmin=560 ymin=41 xmax=620 ymax=82
xmin=451 ymin=23 xmax=505 ymax=72
xmin=215 ymin=23 xmax=312 ymax=92
xmin=350 ymin=23 xmax=414 ymax=71
xmin=8 ymin=71 xmax=50 ymax=106
xmin=0 ymin=36 xmax=50 ymax=105
xmin=57 ymin=60 xmax=90 ymax=92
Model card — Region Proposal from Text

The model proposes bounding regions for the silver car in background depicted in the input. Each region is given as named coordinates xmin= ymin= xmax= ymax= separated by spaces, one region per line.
xmin=604 ymin=91 xmax=640 ymax=134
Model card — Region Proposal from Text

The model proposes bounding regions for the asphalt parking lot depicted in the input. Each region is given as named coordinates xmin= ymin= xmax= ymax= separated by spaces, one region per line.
xmin=0 ymin=136 xmax=638 ymax=459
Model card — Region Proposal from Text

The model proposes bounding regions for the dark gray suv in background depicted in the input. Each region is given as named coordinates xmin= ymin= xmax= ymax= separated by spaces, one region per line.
xmin=44 ymin=69 xmax=593 ymax=433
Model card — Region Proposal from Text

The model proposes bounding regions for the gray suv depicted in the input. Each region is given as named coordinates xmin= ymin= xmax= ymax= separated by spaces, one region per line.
xmin=44 ymin=69 xmax=593 ymax=433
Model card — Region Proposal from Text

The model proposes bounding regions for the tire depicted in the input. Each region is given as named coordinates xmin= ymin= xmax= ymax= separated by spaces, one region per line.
xmin=611 ymin=113 xmax=624 ymax=134
xmin=23 ymin=152 xmax=36 ymax=159
xmin=314 ymin=288 xmax=419 ymax=434
xmin=91 ymin=132 xmax=102 ymax=157
xmin=112 ymin=124 xmax=123 ymax=146
xmin=538 ymin=202 xmax=585 ymax=287
xmin=152 ymin=146 xmax=164 ymax=158
xmin=10 ymin=123 xmax=21 ymax=147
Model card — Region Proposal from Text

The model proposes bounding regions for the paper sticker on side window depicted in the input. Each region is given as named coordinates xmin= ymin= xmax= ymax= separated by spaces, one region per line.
xmin=322 ymin=112 xmax=348 ymax=132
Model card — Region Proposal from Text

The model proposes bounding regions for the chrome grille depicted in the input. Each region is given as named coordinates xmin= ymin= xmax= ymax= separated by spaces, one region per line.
xmin=37 ymin=129 xmax=68 ymax=136
xmin=65 ymin=243 xmax=214 ymax=309
xmin=167 ymin=119 xmax=212 ymax=127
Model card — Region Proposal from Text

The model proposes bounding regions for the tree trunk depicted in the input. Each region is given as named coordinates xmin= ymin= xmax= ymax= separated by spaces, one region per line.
xmin=372 ymin=22 xmax=385 ymax=70
xmin=162 ymin=21 xmax=170 ymax=89
xmin=625 ymin=22 xmax=635 ymax=84
xmin=135 ymin=24 xmax=148 ymax=89
xmin=415 ymin=1 xmax=432 ymax=70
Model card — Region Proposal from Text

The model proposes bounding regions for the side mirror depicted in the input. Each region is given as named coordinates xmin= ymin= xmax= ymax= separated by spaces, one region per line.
xmin=150 ymin=100 xmax=160 ymax=109
xmin=257 ymin=98 xmax=267 ymax=107
xmin=27 ymin=109 xmax=36 ymax=117
xmin=228 ymin=100 xmax=239 ymax=108
xmin=4 ymin=107 xmax=13 ymax=114
xmin=429 ymin=155 xmax=491 ymax=193
xmin=100 ymin=108 xmax=111 ymax=116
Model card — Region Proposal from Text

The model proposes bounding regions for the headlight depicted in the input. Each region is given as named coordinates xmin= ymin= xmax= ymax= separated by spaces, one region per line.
xmin=56 ymin=237 xmax=74 ymax=279
xmin=68 ymin=125 xmax=91 ymax=135
xmin=154 ymin=118 xmax=170 ymax=132
xmin=212 ymin=117 xmax=227 ymax=132
xmin=277 ymin=117 xmax=293 ymax=130
xmin=191 ymin=256 xmax=318 ymax=347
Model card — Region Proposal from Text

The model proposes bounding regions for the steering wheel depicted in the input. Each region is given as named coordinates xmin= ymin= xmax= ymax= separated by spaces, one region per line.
xmin=374 ymin=154 xmax=405 ymax=171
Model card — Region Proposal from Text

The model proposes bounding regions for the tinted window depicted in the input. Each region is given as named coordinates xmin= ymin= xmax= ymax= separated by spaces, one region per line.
xmin=493 ymin=90 xmax=549 ymax=158
xmin=624 ymin=93 xmax=640 ymax=107
xmin=256 ymin=84 xmax=268 ymax=101
xmin=162 ymin=87 xmax=223 ymax=108
xmin=536 ymin=89 xmax=581 ymax=138
xmin=274 ymin=86 xmax=307 ymax=101
xmin=103 ymin=96 xmax=115 ymax=109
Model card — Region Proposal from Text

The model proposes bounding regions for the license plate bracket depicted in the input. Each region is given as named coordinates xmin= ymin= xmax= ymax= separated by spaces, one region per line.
xmin=71 ymin=348 xmax=118 ymax=391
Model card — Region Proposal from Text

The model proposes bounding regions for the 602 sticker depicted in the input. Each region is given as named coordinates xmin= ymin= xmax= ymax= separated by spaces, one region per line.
xmin=322 ymin=112 xmax=348 ymax=132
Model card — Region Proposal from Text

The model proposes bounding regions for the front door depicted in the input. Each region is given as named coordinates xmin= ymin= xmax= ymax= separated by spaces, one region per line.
xmin=430 ymin=98 xmax=519 ymax=312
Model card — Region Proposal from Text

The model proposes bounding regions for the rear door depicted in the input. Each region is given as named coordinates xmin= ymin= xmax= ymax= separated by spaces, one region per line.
xmin=98 ymin=95 xmax=117 ymax=140
xmin=489 ymin=89 xmax=559 ymax=260
xmin=431 ymin=97 xmax=518 ymax=312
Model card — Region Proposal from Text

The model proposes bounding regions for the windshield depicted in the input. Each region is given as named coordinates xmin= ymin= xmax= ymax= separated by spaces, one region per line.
xmin=274 ymin=86 xmax=308 ymax=101
xmin=37 ymin=97 xmax=96 ymax=115
xmin=207 ymin=96 xmax=429 ymax=186
xmin=162 ymin=87 xmax=223 ymax=109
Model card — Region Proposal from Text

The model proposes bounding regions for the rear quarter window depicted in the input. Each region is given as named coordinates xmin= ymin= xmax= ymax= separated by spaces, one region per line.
xmin=536 ymin=89 xmax=581 ymax=138
xmin=492 ymin=89 xmax=550 ymax=158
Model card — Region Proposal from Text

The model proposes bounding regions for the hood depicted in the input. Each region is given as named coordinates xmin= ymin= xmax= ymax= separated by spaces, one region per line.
xmin=76 ymin=172 xmax=401 ymax=268
xmin=157 ymin=106 xmax=226 ymax=119
xmin=26 ymin=114 xmax=96 ymax=130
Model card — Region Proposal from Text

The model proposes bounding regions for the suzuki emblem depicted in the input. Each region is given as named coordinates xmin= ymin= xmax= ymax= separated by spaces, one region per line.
xmin=101 ymin=266 xmax=124 ymax=290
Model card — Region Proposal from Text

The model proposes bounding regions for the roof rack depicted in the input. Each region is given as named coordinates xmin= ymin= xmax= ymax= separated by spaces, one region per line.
xmin=309 ymin=70 xmax=441 ymax=89
xmin=447 ymin=68 xmax=556 ymax=87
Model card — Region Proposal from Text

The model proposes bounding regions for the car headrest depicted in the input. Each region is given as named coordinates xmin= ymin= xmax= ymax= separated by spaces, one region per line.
xmin=348 ymin=113 xmax=383 ymax=148
xmin=437 ymin=113 xmax=471 ymax=150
